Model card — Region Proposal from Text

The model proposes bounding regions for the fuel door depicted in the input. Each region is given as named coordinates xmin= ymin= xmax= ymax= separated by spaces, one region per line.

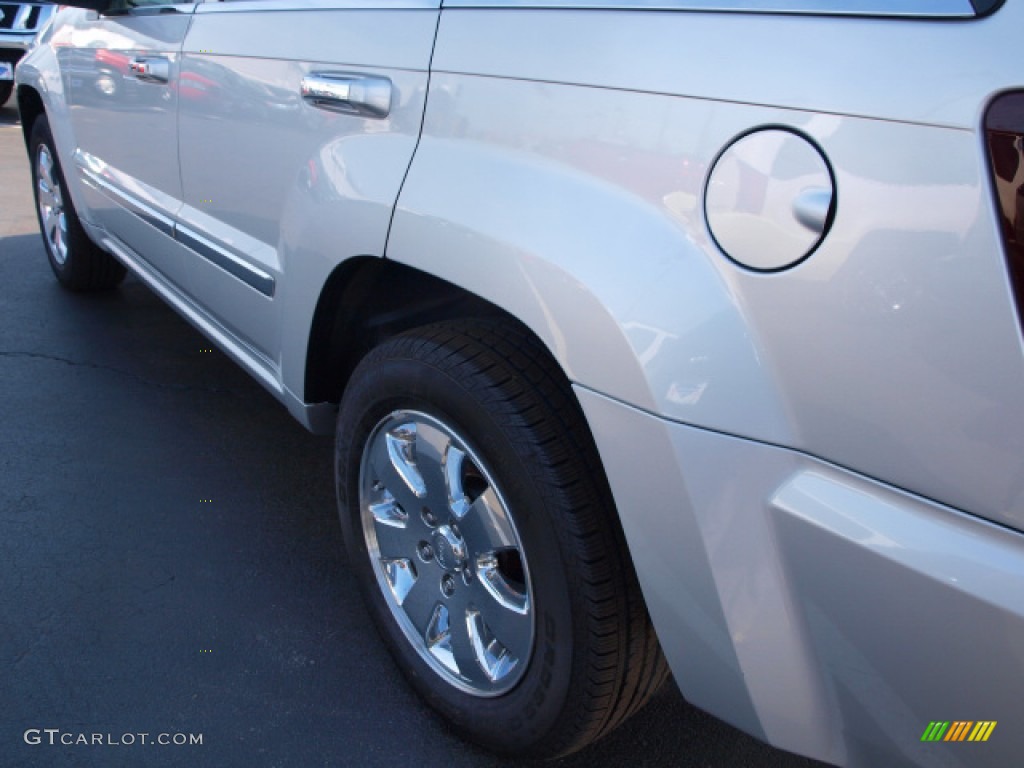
xmin=705 ymin=128 xmax=835 ymax=271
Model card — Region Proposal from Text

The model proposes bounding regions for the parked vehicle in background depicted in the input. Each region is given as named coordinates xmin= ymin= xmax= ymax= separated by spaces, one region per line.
xmin=13 ymin=1 xmax=1024 ymax=766
xmin=0 ymin=1 xmax=53 ymax=104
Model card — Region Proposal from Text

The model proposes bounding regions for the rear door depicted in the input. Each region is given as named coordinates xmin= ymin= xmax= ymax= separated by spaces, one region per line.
xmin=175 ymin=0 xmax=439 ymax=368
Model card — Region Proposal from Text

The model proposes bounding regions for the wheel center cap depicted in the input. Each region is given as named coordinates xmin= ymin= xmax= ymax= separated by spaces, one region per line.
xmin=433 ymin=525 xmax=466 ymax=571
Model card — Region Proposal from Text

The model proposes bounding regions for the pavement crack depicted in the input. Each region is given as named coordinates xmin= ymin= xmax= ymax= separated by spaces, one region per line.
xmin=0 ymin=350 xmax=243 ymax=394
xmin=140 ymin=575 xmax=176 ymax=595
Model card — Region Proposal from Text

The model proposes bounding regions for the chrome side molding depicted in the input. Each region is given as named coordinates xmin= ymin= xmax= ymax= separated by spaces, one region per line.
xmin=176 ymin=225 xmax=277 ymax=298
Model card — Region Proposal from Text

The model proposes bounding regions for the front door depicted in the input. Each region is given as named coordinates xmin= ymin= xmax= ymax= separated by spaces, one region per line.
xmin=60 ymin=0 xmax=195 ymax=290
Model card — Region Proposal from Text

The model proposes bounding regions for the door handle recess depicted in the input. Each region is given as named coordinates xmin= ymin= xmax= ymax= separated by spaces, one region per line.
xmin=300 ymin=72 xmax=392 ymax=119
xmin=129 ymin=56 xmax=170 ymax=84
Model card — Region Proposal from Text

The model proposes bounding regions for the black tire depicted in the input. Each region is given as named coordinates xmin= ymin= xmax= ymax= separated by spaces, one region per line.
xmin=336 ymin=320 xmax=668 ymax=758
xmin=29 ymin=114 xmax=126 ymax=292
xmin=0 ymin=80 xmax=12 ymax=107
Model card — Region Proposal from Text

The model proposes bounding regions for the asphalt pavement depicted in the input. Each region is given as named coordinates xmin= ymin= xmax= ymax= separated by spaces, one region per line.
xmin=0 ymin=99 xmax=828 ymax=768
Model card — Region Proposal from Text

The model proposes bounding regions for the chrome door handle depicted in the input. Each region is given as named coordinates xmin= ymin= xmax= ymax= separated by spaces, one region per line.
xmin=300 ymin=72 xmax=392 ymax=119
xmin=129 ymin=56 xmax=170 ymax=84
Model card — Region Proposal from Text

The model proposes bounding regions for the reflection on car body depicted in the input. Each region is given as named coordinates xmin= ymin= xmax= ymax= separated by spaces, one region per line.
xmin=13 ymin=1 xmax=1024 ymax=766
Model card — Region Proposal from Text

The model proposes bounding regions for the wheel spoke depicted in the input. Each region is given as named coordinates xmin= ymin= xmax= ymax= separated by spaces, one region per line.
xmin=444 ymin=586 xmax=497 ymax=688
xmin=401 ymin=569 xmax=442 ymax=637
xmin=38 ymin=148 xmax=54 ymax=190
xmin=371 ymin=517 xmax=418 ymax=560
xmin=468 ymin=608 xmax=527 ymax=684
xmin=471 ymin=577 xmax=532 ymax=666
xmin=379 ymin=557 xmax=417 ymax=606
xmin=367 ymin=489 xmax=408 ymax=529
xmin=37 ymin=179 xmax=54 ymax=209
xmin=457 ymin=487 xmax=518 ymax=557
xmin=42 ymin=206 xmax=57 ymax=237
xmin=476 ymin=548 xmax=529 ymax=615
xmin=445 ymin=445 xmax=473 ymax=519
xmin=367 ymin=428 xmax=424 ymax=514
xmin=385 ymin=423 xmax=427 ymax=499
xmin=54 ymin=222 xmax=65 ymax=261
xmin=363 ymin=482 xmax=420 ymax=559
xmin=413 ymin=420 xmax=453 ymax=509
xmin=424 ymin=604 xmax=458 ymax=674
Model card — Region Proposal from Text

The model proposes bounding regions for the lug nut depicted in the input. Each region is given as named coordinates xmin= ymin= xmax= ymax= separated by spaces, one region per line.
xmin=441 ymin=574 xmax=455 ymax=597
xmin=461 ymin=568 xmax=473 ymax=586
xmin=418 ymin=542 xmax=434 ymax=561
xmin=421 ymin=507 xmax=438 ymax=527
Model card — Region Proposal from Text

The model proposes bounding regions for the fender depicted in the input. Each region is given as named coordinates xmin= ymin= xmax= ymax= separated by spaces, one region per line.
xmin=16 ymin=9 xmax=94 ymax=229
xmin=386 ymin=73 xmax=794 ymax=446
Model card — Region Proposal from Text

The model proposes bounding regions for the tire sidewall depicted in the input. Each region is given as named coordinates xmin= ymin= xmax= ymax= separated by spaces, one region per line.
xmin=336 ymin=352 xmax=579 ymax=755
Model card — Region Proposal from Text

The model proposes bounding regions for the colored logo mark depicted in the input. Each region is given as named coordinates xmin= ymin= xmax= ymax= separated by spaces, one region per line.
xmin=921 ymin=721 xmax=996 ymax=742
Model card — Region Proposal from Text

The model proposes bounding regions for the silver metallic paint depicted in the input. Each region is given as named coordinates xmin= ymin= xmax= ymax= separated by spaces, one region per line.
xmin=383 ymin=6 xmax=1024 ymax=762
xmin=202 ymin=0 xmax=440 ymax=10
xmin=579 ymin=386 xmax=1024 ymax=767
xmin=394 ymin=2 xmax=1024 ymax=534
xmin=59 ymin=9 xmax=194 ymax=289
xmin=15 ymin=2 xmax=1024 ymax=765
xmin=177 ymin=4 xmax=435 ymax=378
xmin=430 ymin=8 xmax=1017 ymax=130
xmin=16 ymin=10 xmax=94 ymax=231
xmin=74 ymin=153 xmax=175 ymax=237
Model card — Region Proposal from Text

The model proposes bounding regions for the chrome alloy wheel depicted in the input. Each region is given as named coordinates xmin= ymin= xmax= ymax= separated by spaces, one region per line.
xmin=36 ymin=145 xmax=69 ymax=266
xmin=359 ymin=410 xmax=534 ymax=696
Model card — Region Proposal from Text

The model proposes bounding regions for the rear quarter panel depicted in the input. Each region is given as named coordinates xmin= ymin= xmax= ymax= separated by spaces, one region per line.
xmin=388 ymin=2 xmax=1024 ymax=532
xmin=386 ymin=5 xmax=1024 ymax=763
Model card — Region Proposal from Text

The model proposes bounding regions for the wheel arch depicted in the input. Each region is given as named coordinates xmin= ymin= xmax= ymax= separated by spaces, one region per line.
xmin=303 ymin=257 xmax=513 ymax=409
xmin=16 ymin=84 xmax=45 ymax=152
xmin=15 ymin=78 xmax=96 ymax=238
xmin=381 ymin=134 xmax=795 ymax=447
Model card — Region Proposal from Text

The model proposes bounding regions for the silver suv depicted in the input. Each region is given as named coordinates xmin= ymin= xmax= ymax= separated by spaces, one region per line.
xmin=0 ymin=1 xmax=52 ymax=105
xmin=14 ymin=1 xmax=1024 ymax=766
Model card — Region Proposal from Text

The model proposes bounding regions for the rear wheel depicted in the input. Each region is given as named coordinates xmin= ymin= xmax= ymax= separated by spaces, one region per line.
xmin=335 ymin=320 xmax=668 ymax=758
xmin=0 ymin=80 xmax=13 ymax=107
xmin=30 ymin=114 xmax=125 ymax=292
